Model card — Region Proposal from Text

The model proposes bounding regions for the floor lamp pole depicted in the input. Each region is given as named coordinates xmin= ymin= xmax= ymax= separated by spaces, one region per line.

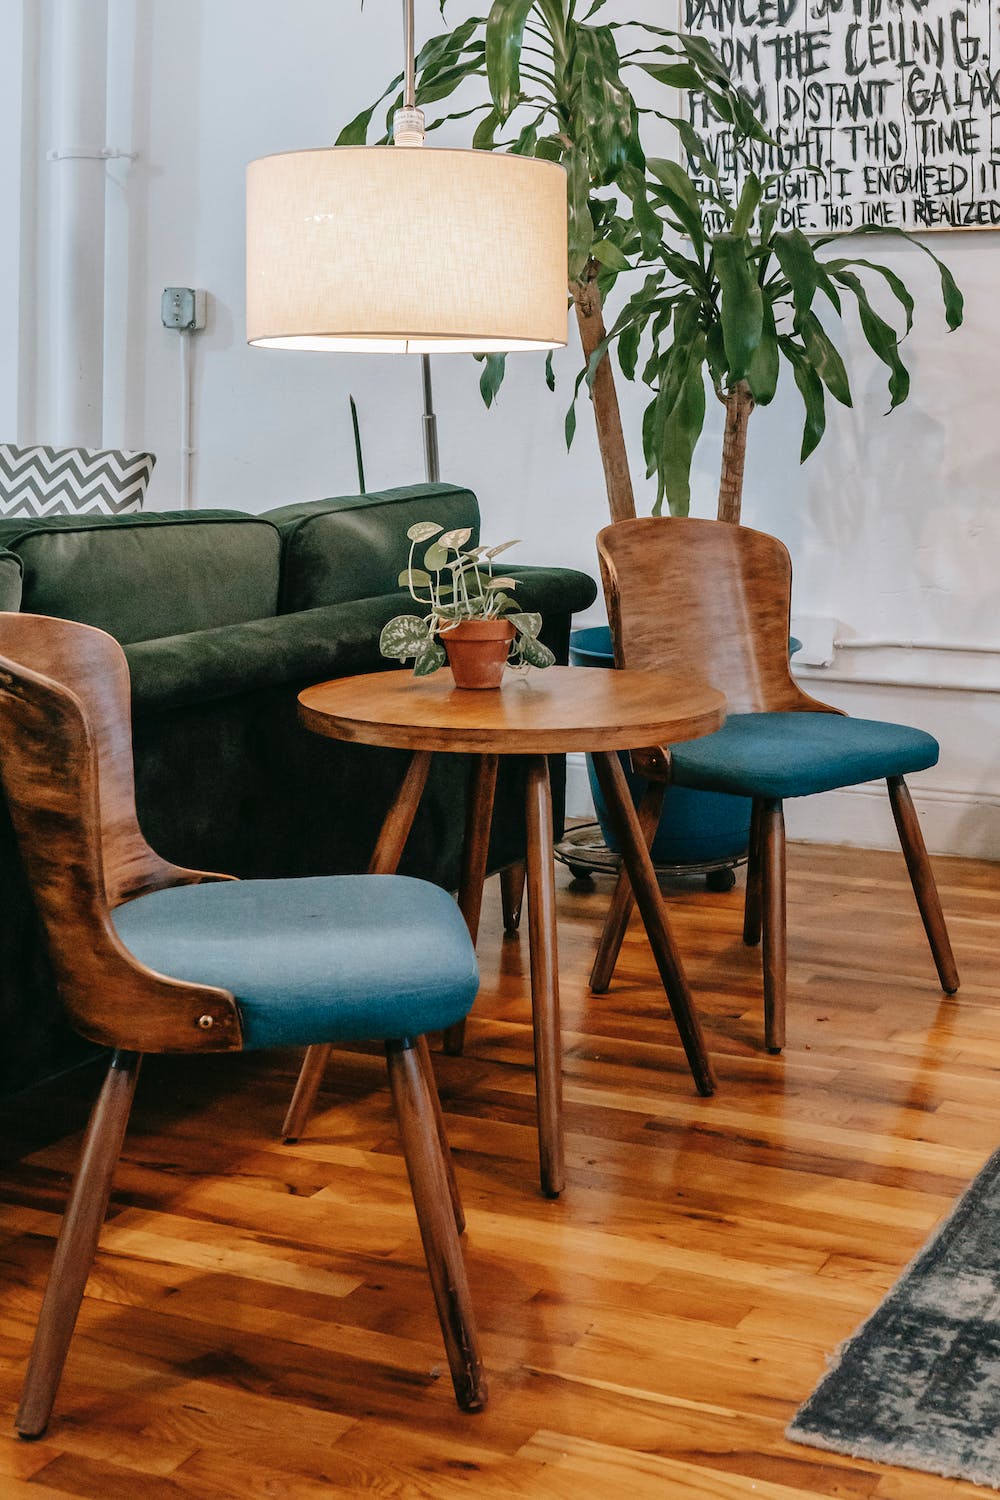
xmin=421 ymin=356 xmax=440 ymax=482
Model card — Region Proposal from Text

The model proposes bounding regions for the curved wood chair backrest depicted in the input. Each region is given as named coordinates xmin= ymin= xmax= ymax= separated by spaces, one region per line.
xmin=597 ymin=518 xmax=835 ymax=716
xmin=0 ymin=614 xmax=241 ymax=1054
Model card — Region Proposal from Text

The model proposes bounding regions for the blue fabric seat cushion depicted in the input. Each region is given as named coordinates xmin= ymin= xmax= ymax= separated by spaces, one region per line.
xmin=668 ymin=712 xmax=939 ymax=801
xmin=112 ymin=874 xmax=479 ymax=1050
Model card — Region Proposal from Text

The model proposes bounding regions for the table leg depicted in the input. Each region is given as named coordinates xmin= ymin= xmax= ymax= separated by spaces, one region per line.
xmin=524 ymin=755 xmax=565 ymax=1198
xmin=591 ymin=750 xmax=716 ymax=1097
xmin=590 ymin=779 xmax=665 ymax=993
xmin=443 ymin=754 xmax=499 ymax=1057
xmin=282 ymin=751 xmax=433 ymax=1143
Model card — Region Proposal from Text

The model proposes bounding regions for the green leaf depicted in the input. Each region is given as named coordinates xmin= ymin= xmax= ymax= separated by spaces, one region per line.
xmin=472 ymin=106 xmax=500 ymax=149
xmin=482 ymin=539 xmax=520 ymax=558
xmin=646 ymin=158 xmax=705 ymax=257
xmin=478 ymin=352 xmax=507 ymax=407
xmin=413 ymin=638 xmax=448 ymax=676
xmin=438 ymin=526 xmax=474 ymax=550
xmin=544 ymin=350 xmax=555 ymax=391
xmin=837 ymin=225 xmax=963 ymax=330
xmin=380 ymin=615 xmax=430 ymax=661
xmin=746 ymin=300 xmax=779 ymax=405
xmin=712 ymin=232 xmax=763 ymax=382
xmin=771 ymin=228 xmax=819 ymax=321
xmin=336 ymin=73 xmax=402 ymax=144
xmin=591 ymin=239 xmax=630 ymax=272
xmin=407 ymin=521 xmax=444 ymax=543
xmin=780 ymin=337 xmax=826 ymax=461
xmin=618 ymin=320 xmax=640 ymax=381
xmin=678 ymin=32 xmax=732 ymax=86
xmin=833 ymin=268 xmax=910 ymax=410
xmin=423 ymin=541 xmax=449 ymax=571
xmin=518 ymin=635 xmax=556 ymax=668
xmin=797 ymin=310 xmax=852 ymax=408
xmin=825 ymin=256 xmax=914 ymax=337
xmin=572 ymin=32 xmax=632 ymax=185
xmin=730 ymin=172 xmax=762 ymax=238
xmin=508 ymin=610 xmax=542 ymax=638
xmin=485 ymin=0 xmax=535 ymax=121
xmin=565 ymin=147 xmax=594 ymax=281
xmin=637 ymin=61 xmax=706 ymax=90
xmin=618 ymin=163 xmax=660 ymax=259
xmin=400 ymin=568 xmax=432 ymax=588
xmin=659 ymin=341 xmax=707 ymax=515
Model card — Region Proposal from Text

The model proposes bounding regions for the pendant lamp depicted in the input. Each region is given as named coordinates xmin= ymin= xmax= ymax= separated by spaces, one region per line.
xmin=246 ymin=4 xmax=568 ymax=357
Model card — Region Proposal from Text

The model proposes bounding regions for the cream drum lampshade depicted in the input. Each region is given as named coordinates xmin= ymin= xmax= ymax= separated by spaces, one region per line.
xmin=246 ymin=146 xmax=568 ymax=354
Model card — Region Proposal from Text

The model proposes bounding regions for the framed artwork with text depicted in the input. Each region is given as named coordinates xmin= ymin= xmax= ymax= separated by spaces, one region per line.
xmin=684 ymin=0 xmax=1000 ymax=231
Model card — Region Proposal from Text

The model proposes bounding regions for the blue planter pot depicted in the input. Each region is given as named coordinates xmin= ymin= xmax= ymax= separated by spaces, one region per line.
xmin=569 ymin=626 xmax=751 ymax=868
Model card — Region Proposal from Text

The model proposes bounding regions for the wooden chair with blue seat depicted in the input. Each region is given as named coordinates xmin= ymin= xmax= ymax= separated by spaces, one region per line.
xmin=591 ymin=518 xmax=959 ymax=1051
xmin=0 ymin=614 xmax=487 ymax=1438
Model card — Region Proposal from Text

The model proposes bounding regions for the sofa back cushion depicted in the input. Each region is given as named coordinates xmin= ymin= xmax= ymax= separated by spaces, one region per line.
xmin=263 ymin=482 xmax=480 ymax=612
xmin=0 ymin=550 xmax=22 ymax=612
xmin=0 ymin=512 xmax=281 ymax=644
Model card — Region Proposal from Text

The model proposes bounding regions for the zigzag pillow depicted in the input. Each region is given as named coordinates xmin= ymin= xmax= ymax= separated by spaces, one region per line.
xmin=0 ymin=445 xmax=155 ymax=518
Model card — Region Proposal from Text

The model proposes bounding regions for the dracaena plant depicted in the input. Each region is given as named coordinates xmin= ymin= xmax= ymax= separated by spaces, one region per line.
xmin=379 ymin=521 xmax=556 ymax=676
xmin=342 ymin=0 xmax=767 ymax=524
xmin=583 ymin=110 xmax=965 ymax=521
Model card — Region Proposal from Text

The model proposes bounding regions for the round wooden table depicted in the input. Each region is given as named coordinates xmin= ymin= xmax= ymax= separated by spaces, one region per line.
xmin=287 ymin=665 xmax=726 ymax=1197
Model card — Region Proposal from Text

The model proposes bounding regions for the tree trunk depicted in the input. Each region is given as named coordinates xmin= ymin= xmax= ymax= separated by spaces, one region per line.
xmin=717 ymin=380 xmax=755 ymax=525
xmin=571 ymin=264 xmax=636 ymax=525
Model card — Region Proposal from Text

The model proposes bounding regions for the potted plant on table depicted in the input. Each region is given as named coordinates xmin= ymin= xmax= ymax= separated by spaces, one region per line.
xmin=380 ymin=522 xmax=555 ymax=689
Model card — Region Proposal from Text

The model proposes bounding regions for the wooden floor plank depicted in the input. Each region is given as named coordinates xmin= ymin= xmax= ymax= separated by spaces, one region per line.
xmin=1 ymin=842 xmax=998 ymax=1497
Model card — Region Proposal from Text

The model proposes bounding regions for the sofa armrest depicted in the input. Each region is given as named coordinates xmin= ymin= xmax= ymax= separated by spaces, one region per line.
xmin=126 ymin=595 xmax=410 ymax=713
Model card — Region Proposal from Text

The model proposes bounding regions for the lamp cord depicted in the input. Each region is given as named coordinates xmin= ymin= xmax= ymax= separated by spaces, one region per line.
xmin=403 ymin=0 xmax=416 ymax=110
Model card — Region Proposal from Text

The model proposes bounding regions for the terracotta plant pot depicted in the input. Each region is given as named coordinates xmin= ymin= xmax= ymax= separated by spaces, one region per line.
xmin=443 ymin=618 xmax=515 ymax=689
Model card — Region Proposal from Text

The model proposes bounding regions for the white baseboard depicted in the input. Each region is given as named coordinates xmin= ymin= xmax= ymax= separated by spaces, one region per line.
xmin=563 ymin=753 xmax=1000 ymax=860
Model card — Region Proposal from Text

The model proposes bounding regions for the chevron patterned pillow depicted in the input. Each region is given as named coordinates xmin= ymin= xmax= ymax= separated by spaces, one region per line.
xmin=0 ymin=445 xmax=155 ymax=518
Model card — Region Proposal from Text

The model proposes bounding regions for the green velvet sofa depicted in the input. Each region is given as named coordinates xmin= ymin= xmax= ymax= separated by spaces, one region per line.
xmin=0 ymin=482 xmax=596 ymax=1097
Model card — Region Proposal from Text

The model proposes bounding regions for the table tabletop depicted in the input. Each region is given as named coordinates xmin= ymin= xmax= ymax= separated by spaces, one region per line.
xmin=299 ymin=665 xmax=726 ymax=756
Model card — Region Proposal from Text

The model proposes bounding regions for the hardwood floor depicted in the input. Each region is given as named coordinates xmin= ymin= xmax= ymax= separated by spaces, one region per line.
xmin=2 ymin=842 xmax=999 ymax=1497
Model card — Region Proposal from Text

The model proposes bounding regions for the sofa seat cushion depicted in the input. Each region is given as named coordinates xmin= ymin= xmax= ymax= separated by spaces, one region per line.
xmin=265 ymin=483 xmax=480 ymax=612
xmin=112 ymin=874 xmax=479 ymax=1050
xmin=0 ymin=511 xmax=281 ymax=643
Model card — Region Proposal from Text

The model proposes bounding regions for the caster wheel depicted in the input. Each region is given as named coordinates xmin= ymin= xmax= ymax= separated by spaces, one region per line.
xmin=568 ymin=868 xmax=595 ymax=889
xmin=706 ymin=867 xmax=736 ymax=892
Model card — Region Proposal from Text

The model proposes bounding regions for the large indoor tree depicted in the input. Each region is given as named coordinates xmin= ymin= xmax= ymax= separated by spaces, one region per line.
xmin=343 ymin=0 xmax=765 ymax=522
xmin=348 ymin=2 xmax=962 ymax=526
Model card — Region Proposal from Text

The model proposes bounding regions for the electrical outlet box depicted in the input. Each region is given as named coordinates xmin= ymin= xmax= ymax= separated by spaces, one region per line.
xmin=161 ymin=287 xmax=207 ymax=331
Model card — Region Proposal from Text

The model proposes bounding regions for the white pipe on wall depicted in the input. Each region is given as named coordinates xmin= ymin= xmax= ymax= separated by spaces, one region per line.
xmin=50 ymin=0 xmax=109 ymax=447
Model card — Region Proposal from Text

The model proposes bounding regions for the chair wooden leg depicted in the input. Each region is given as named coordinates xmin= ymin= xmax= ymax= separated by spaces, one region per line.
xmin=282 ymin=1042 xmax=334 ymax=1143
xmin=416 ymin=1035 xmax=465 ymax=1235
xmin=887 ymin=775 xmax=959 ymax=994
xmin=524 ymin=755 xmax=565 ymax=1198
xmin=500 ymin=861 xmax=526 ymax=936
xmin=760 ymin=799 xmax=787 ymax=1054
xmin=589 ymin=779 xmax=664 ymax=994
xmin=284 ymin=752 xmax=433 ymax=1142
xmin=743 ymin=797 xmax=764 ymax=947
xmin=591 ymin=752 xmax=716 ymax=1097
xmin=16 ymin=1050 xmax=141 ymax=1440
xmin=443 ymin=755 xmax=499 ymax=1058
xmin=386 ymin=1039 xmax=486 ymax=1413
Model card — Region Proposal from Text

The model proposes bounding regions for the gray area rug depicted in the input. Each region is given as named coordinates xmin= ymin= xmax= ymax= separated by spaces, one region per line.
xmin=787 ymin=1145 xmax=1000 ymax=1490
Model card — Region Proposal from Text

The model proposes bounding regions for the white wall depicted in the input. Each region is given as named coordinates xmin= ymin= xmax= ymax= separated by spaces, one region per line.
xmin=8 ymin=0 xmax=1000 ymax=855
